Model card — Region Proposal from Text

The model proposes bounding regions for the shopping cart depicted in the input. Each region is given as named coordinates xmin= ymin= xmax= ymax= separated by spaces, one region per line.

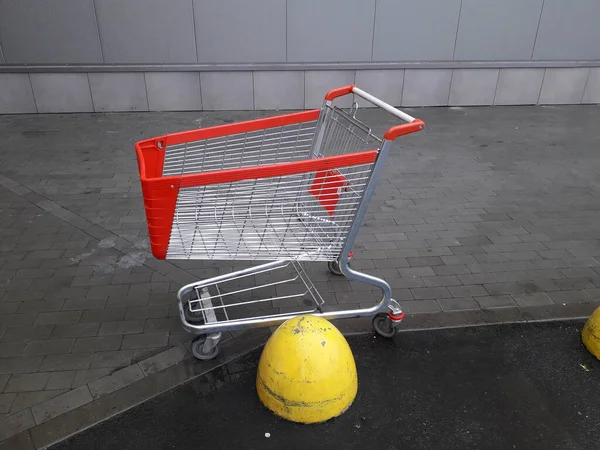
xmin=135 ymin=85 xmax=424 ymax=360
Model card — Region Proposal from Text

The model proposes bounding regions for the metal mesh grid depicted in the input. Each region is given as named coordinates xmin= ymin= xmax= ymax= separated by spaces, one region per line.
xmin=162 ymin=120 xmax=318 ymax=176
xmin=316 ymin=106 xmax=382 ymax=158
xmin=183 ymin=260 xmax=324 ymax=324
xmin=162 ymin=106 xmax=382 ymax=261
xmin=167 ymin=161 xmax=374 ymax=260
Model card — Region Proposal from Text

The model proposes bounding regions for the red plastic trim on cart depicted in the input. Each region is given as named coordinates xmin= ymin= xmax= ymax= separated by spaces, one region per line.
xmin=163 ymin=109 xmax=320 ymax=147
xmin=388 ymin=311 xmax=405 ymax=322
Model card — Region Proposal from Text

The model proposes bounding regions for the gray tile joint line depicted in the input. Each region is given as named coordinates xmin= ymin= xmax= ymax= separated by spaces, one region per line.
xmin=0 ymin=174 xmax=198 ymax=285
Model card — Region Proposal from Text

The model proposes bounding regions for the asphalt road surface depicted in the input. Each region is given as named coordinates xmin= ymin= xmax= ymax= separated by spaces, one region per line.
xmin=52 ymin=321 xmax=599 ymax=450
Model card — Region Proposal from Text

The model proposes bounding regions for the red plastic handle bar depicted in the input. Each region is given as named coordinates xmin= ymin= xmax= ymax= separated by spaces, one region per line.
xmin=324 ymin=85 xmax=356 ymax=101
xmin=383 ymin=119 xmax=425 ymax=141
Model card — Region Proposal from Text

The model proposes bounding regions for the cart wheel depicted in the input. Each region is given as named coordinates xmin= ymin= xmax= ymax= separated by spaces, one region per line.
xmin=372 ymin=313 xmax=397 ymax=339
xmin=191 ymin=335 xmax=220 ymax=361
xmin=328 ymin=261 xmax=344 ymax=276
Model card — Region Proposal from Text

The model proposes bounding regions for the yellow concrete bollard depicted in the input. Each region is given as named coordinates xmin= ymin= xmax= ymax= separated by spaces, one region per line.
xmin=582 ymin=306 xmax=600 ymax=360
xmin=256 ymin=315 xmax=357 ymax=424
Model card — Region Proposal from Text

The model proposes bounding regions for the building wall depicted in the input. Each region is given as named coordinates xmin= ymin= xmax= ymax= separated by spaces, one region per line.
xmin=1 ymin=0 xmax=599 ymax=113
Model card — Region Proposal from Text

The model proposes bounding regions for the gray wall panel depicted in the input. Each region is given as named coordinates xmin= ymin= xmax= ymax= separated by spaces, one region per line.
xmin=30 ymin=73 xmax=93 ymax=113
xmin=582 ymin=68 xmax=600 ymax=104
xmin=354 ymin=70 xmax=404 ymax=107
xmin=402 ymin=69 xmax=452 ymax=106
xmin=200 ymin=72 xmax=254 ymax=110
xmin=373 ymin=0 xmax=461 ymax=61
xmin=145 ymin=73 xmax=202 ymax=111
xmin=0 ymin=44 xmax=4 ymax=64
xmin=455 ymin=0 xmax=543 ymax=61
xmin=449 ymin=69 xmax=499 ymax=106
xmin=0 ymin=0 xmax=102 ymax=64
xmin=253 ymin=71 xmax=304 ymax=110
xmin=88 ymin=73 xmax=149 ymax=112
xmin=305 ymin=71 xmax=355 ymax=109
xmin=287 ymin=0 xmax=375 ymax=62
xmin=494 ymin=68 xmax=545 ymax=105
xmin=0 ymin=74 xmax=37 ymax=114
xmin=538 ymin=68 xmax=590 ymax=104
xmin=95 ymin=0 xmax=196 ymax=63
xmin=194 ymin=0 xmax=285 ymax=63
xmin=534 ymin=0 xmax=600 ymax=60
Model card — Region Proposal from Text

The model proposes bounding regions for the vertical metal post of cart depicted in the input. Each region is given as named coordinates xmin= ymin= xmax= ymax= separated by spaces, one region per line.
xmin=135 ymin=85 xmax=425 ymax=360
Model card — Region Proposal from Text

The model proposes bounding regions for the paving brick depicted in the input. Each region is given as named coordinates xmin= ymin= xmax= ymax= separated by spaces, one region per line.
xmin=23 ymin=338 xmax=74 ymax=356
xmin=16 ymin=299 xmax=64 ymax=314
xmin=475 ymin=295 xmax=516 ymax=309
xmin=124 ymin=305 xmax=170 ymax=321
xmin=34 ymin=311 xmax=82 ymax=326
xmin=31 ymin=385 xmax=92 ymax=425
xmin=0 ymin=313 xmax=37 ymax=328
xmin=4 ymin=373 xmax=50 ymax=393
xmin=138 ymin=346 xmax=188 ymax=377
xmin=0 ymin=408 xmax=35 ymax=441
xmin=71 ymin=368 xmax=114 ymax=389
xmin=98 ymin=320 xmax=145 ymax=336
xmin=71 ymin=276 xmax=114 ymax=287
xmin=45 ymin=287 xmax=89 ymax=299
xmin=410 ymin=287 xmax=452 ymax=300
xmin=448 ymin=285 xmax=488 ymax=298
xmin=389 ymin=277 xmax=425 ymax=289
xmin=51 ymin=323 xmax=100 ymax=339
xmin=0 ymin=341 xmax=27 ymax=357
xmin=0 ymin=374 xmax=9 ymax=392
xmin=437 ymin=297 xmax=479 ymax=311
xmin=121 ymin=332 xmax=169 ymax=350
xmin=334 ymin=292 xmax=376 ymax=305
xmin=552 ymin=278 xmax=595 ymax=290
xmin=0 ymin=393 xmax=16 ymax=414
xmin=401 ymin=300 xmax=441 ymax=313
xmin=467 ymin=263 xmax=505 ymax=273
xmin=110 ymin=273 xmax=154 ymax=285
xmin=372 ymin=258 xmax=410 ymax=269
xmin=517 ymin=279 xmax=560 ymax=293
xmin=9 ymin=389 xmax=67 ymax=414
xmin=406 ymin=257 xmax=443 ymax=267
xmin=484 ymin=283 xmax=526 ymax=296
xmin=399 ymin=267 xmax=435 ymax=278
xmin=72 ymin=336 xmax=122 ymax=353
xmin=583 ymin=289 xmax=600 ymax=300
xmin=132 ymin=347 xmax=169 ymax=363
xmin=45 ymin=371 xmax=77 ymax=390
xmin=511 ymin=293 xmax=554 ymax=307
xmin=61 ymin=297 xmax=108 ymax=311
xmin=90 ymin=350 xmax=134 ymax=369
xmin=1 ymin=326 xmax=54 ymax=343
xmin=87 ymin=365 xmax=145 ymax=399
xmin=80 ymin=308 xmax=126 ymax=323
xmin=0 ymin=357 xmax=43 ymax=375
xmin=86 ymin=285 xmax=130 ymax=298
xmin=39 ymin=353 xmax=93 ymax=372
xmin=548 ymin=290 xmax=591 ymax=304
xmin=417 ymin=247 xmax=454 ymax=257
xmin=558 ymin=268 xmax=598 ymax=279
xmin=422 ymin=276 xmax=462 ymax=287
xmin=458 ymin=273 xmax=498 ymax=285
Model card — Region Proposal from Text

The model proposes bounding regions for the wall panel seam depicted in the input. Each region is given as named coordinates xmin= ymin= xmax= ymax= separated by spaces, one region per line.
xmin=452 ymin=0 xmax=464 ymax=60
xmin=91 ymin=0 xmax=105 ymax=63
xmin=531 ymin=0 xmax=546 ymax=60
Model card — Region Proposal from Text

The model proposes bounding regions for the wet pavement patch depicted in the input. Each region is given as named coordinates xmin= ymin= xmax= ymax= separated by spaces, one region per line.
xmin=52 ymin=321 xmax=599 ymax=450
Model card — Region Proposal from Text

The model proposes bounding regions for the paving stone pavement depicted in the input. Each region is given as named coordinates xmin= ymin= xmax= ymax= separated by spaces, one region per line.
xmin=1 ymin=105 xmax=600 ymax=442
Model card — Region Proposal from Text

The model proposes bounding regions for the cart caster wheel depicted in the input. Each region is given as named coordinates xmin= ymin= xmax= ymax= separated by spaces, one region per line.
xmin=191 ymin=336 xmax=220 ymax=361
xmin=372 ymin=313 xmax=397 ymax=339
xmin=328 ymin=261 xmax=344 ymax=276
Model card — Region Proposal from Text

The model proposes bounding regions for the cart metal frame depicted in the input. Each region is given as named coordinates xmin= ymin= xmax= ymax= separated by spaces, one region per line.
xmin=135 ymin=85 xmax=424 ymax=360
